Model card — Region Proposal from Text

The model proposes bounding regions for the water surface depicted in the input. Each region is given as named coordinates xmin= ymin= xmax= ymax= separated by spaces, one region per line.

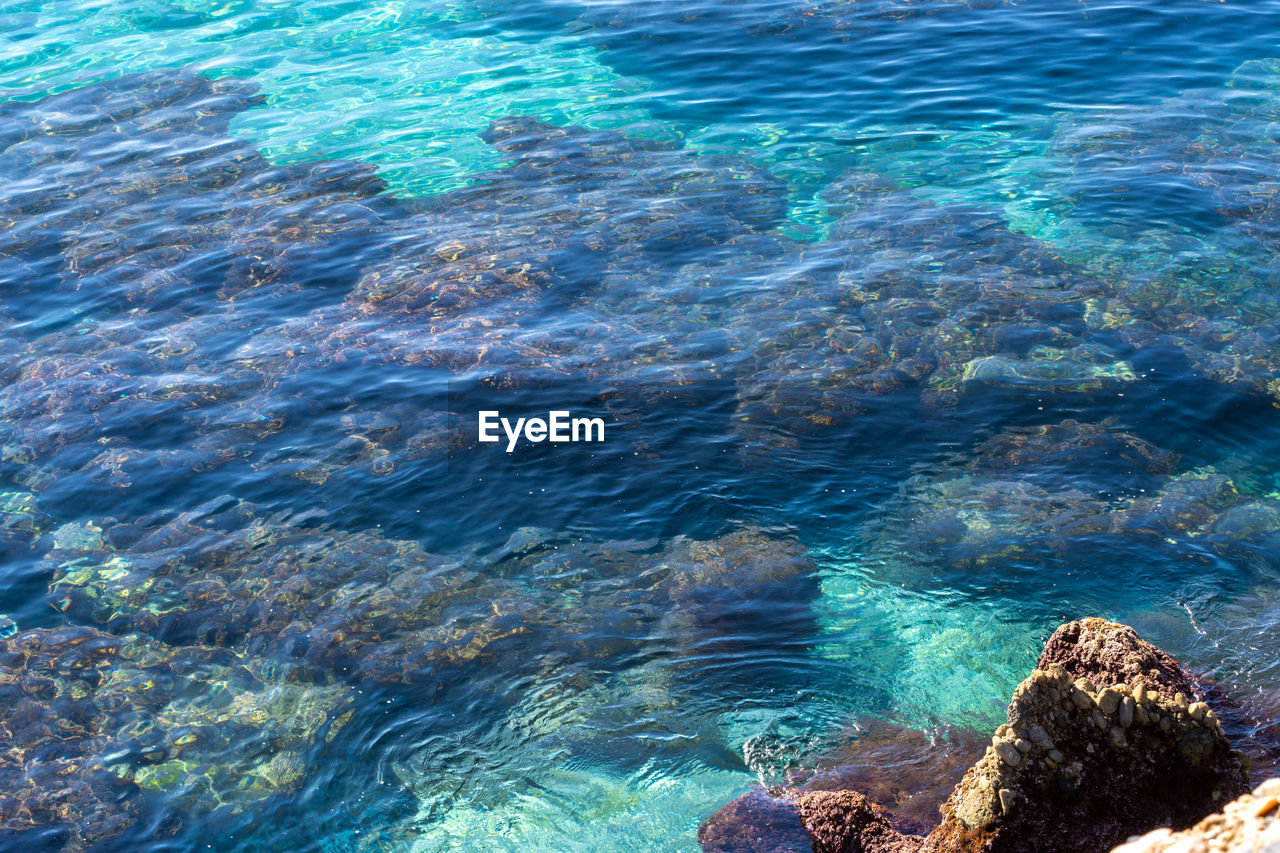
xmin=2 ymin=0 xmax=1280 ymax=850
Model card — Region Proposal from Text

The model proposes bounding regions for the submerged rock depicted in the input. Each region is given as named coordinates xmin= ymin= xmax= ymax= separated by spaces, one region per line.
xmin=701 ymin=619 xmax=1252 ymax=853
xmin=956 ymin=349 xmax=1135 ymax=393
xmin=0 ymin=490 xmax=49 ymax=553
xmin=0 ymin=67 xmax=406 ymax=500
xmin=699 ymin=787 xmax=922 ymax=853
xmin=0 ymin=626 xmax=353 ymax=851
xmin=699 ymin=788 xmax=813 ymax=853
xmin=42 ymin=501 xmax=816 ymax=690
xmin=12 ymin=65 xmax=1280 ymax=509
xmin=1043 ymin=57 xmax=1280 ymax=405
xmin=855 ymin=415 xmax=1280 ymax=596
xmin=798 ymin=790 xmax=924 ymax=853
xmin=701 ymin=717 xmax=980 ymax=850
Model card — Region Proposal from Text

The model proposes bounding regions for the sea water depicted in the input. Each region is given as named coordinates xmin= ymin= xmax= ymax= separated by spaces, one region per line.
xmin=3 ymin=0 xmax=1280 ymax=850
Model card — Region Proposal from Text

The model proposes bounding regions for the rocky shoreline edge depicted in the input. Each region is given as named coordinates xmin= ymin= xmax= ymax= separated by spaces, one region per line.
xmin=700 ymin=618 xmax=1276 ymax=853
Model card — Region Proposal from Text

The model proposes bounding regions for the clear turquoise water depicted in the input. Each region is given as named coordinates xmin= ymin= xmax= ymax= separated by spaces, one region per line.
xmin=3 ymin=0 xmax=1280 ymax=850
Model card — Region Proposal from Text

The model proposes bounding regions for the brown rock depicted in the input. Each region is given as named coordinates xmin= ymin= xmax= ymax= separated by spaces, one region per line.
xmin=698 ymin=788 xmax=812 ymax=853
xmin=699 ymin=787 xmax=924 ymax=853
xmin=922 ymin=620 xmax=1250 ymax=853
xmin=796 ymin=790 xmax=923 ymax=853
xmin=1038 ymin=618 xmax=1193 ymax=702
xmin=701 ymin=620 xmax=1252 ymax=853
xmin=801 ymin=720 xmax=984 ymax=835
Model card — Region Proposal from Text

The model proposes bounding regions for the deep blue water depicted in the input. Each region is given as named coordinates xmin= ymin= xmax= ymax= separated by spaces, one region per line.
xmin=2 ymin=0 xmax=1280 ymax=850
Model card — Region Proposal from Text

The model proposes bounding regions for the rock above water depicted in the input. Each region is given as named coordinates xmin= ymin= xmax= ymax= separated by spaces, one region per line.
xmin=924 ymin=624 xmax=1250 ymax=852
xmin=1037 ymin=618 xmax=1195 ymax=702
xmin=701 ymin=619 xmax=1252 ymax=853
xmin=1110 ymin=777 xmax=1280 ymax=853
xmin=796 ymin=790 xmax=924 ymax=853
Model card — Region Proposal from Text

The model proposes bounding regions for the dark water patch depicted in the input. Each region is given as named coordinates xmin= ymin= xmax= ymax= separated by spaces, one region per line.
xmin=483 ymin=0 xmax=1280 ymax=132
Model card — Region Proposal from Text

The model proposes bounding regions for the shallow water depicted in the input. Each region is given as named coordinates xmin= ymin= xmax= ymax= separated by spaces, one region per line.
xmin=3 ymin=0 xmax=1280 ymax=850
